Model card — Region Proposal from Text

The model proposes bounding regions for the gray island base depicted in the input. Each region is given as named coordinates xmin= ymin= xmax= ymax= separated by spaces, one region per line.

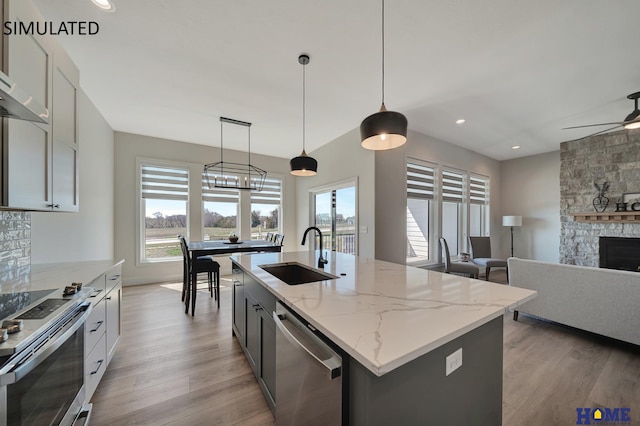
xmin=349 ymin=316 xmax=502 ymax=425
xmin=231 ymin=251 xmax=535 ymax=425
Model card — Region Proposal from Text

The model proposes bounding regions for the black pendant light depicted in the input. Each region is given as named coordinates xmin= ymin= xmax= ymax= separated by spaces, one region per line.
xmin=290 ymin=54 xmax=318 ymax=176
xmin=360 ymin=0 xmax=407 ymax=150
xmin=623 ymin=92 xmax=640 ymax=130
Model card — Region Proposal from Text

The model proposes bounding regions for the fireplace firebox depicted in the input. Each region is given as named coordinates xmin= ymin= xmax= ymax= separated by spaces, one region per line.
xmin=599 ymin=237 xmax=640 ymax=272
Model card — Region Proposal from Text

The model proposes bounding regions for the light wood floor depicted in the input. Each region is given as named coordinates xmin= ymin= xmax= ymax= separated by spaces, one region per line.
xmin=90 ymin=271 xmax=640 ymax=425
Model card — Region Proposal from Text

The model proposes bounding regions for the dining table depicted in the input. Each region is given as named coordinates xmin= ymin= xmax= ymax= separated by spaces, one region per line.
xmin=187 ymin=239 xmax=282 ymax=258
xmin=183 ymin=239 xmax=283 ymax=313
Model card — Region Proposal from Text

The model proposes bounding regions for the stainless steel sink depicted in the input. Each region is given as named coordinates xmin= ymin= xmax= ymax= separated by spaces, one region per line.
xmin=259 ymin=262 xmax=339 ymax=285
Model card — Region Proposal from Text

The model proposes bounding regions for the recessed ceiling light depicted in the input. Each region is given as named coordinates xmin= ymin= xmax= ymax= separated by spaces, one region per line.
xmin=456 ymin=119 xmax=465 ymax=125
xmin=512 ymin=145 xmax=521 ymax=150
xmin=91 ymin=0 xmax=115 ymax=12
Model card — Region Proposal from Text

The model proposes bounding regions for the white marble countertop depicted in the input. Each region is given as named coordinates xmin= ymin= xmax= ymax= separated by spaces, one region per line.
xmin=0 ymin=259 xmax=124 ymax=294
xmin=232 ymin=251 xmax=537 ymax=377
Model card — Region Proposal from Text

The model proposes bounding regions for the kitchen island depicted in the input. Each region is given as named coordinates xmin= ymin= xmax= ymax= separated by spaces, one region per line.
xmin=231 ymin=251 xmax=536 ymax=425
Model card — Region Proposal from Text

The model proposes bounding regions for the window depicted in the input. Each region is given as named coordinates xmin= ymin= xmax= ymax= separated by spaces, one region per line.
xmin=441 ymin=169 xmax=465 ymax=256
xmin=250 ymin=176 xmax=282 ymax=239
xmin=469 ymin=175 xmax=489 ymax=237
xmin=140 ymin=163 xmax=189 ymax=262
xmin=405 ymin=158 xmax=491 ymax=266
xmin=406 ymin=161 xmax=435 ymax=264
xmin=202 ymin=171 xmax=239 ymax=240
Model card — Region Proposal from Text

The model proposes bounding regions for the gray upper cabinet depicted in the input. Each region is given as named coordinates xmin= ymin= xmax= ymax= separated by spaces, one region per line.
xmin=1 ymin=0 xmax=79 ymax=211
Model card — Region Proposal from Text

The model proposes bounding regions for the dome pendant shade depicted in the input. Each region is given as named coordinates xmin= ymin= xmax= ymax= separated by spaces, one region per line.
xmin=360 ymin=103 xmax=408 ymax=150
xmin=290 ymin=150 xmax=317 ymax=176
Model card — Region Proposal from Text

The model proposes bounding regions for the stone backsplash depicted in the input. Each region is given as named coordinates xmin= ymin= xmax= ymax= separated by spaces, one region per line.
xmin=560 ymin=129 xmax=640 ymax=265
xmin=0 ymin=211 xmax=31 ymax=284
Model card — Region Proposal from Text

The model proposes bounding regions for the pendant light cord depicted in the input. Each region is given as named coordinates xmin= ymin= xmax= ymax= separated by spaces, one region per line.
xmin=302 ymin=59 xmax=306 ymax=152
xmin=381 ymin=0 xmax=385 ymax=106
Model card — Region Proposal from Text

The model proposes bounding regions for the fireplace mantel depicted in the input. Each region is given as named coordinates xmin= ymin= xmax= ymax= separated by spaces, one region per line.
xmin=572 ymin=212 xmax=640 ymax=223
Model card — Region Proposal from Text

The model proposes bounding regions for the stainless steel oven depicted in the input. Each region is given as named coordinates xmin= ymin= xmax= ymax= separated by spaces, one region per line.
xmin=0 ymin=298 xmax=92 ymax=426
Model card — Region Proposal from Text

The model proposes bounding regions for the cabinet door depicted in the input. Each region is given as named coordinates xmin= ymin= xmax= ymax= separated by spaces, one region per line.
xmin=4 ymin=120 xmax=52 ymax=209
xmin=51 ymin=48 xmax=79 ymax=212
xmin=259 ymin=308 xmax=276 ymax=408
xmin=233 ymin=283 xmax=245 ymax=342
xmin=85 ymin=333 xmax=107 ymax=403
xmin=3 ymin=0 xmax=54 ymax=210
xmin=244 ymin=291 xmax=259 ymax=374
xmin=105 ymin=282 xmax=122 ymax=365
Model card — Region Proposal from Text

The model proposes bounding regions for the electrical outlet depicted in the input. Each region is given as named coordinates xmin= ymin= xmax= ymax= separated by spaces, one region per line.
xmin=446 ymin=348 xmax=463 ymax=376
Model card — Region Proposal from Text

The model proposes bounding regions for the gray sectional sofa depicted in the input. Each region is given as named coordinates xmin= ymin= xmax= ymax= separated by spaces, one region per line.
xmin=508 ymin=258 xmax=640 ymax=346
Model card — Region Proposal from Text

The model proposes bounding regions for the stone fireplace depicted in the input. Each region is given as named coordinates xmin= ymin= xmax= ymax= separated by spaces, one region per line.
xmin=560 ymin=129 xmax=640 ymax=266
xmin=599 ymin=237 xmax=640 ymax=271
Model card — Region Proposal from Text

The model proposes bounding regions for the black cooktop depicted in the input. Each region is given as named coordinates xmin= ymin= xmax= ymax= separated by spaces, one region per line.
xmin=16 ymin=298 xmax=70 ymax=320
xmin=0 ymin=289 xmax=58 ymax=321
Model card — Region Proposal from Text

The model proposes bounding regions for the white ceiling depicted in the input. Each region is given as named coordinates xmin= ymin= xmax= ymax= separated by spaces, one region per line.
xmin=32 ymin=0 xmax=640 ymax=161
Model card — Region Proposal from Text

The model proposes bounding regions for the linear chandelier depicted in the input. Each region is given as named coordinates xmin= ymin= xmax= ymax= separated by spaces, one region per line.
xmin=204 ymin=117 xmax=267 ymax=191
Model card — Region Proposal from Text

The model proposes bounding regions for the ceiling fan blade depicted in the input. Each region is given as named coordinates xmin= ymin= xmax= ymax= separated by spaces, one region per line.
xmin=580 ymin=125 xmax=622 ymax=138
xmin=562 ymin=122 xmax=623 ymax=130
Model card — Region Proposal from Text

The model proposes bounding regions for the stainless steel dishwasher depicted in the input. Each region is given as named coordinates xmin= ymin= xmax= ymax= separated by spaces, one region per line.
xmin=273 ymin=301 xmax=343 ymax=426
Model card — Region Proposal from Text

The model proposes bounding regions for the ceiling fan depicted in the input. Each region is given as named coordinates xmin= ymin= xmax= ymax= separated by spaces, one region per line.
xmin=563 ymin=91 xmax=640 ymax=137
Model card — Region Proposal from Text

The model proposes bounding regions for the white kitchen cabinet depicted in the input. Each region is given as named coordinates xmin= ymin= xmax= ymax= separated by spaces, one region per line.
xmin=1 ymin=0 xmax=79 ymax=211
xmin=105 ymin=279 xmax=122 ymax=364
xmin=85 ymin=332 xmax=107 ymax=401
xmin=84 ymin=263 xmax=123 ymax=403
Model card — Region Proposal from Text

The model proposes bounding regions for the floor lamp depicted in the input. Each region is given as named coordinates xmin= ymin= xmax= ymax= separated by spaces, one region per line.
xmin=502 ymin=215 xmax=522 ymax=257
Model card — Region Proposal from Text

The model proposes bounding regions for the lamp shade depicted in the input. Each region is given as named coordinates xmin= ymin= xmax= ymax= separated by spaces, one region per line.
xmin=360 ymin=108 xmax=408 ymax=150
xmin=290 ymin=150 xmax=317 ymax=176
xmin=502 ymin=215 xmax=522 ymax=227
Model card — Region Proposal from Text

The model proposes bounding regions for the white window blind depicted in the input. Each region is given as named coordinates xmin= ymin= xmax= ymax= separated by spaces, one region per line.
xmin=470 ymin=175 xmax=489 ymax=205
xmin=141 ymin=165 xmax=189 ymax=201
xmin=442 ymin=170 xmax=464 ymax=202
xmin=250 ymin=176 xmax=282 ymax=205
xmin=202 ymin=171 xmax=239 ymax=202
xmin=407 ymin=162 xmax=435 ymax=200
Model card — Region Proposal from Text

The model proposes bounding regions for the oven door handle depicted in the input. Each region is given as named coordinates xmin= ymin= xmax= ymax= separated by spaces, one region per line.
xmin=0 ymin=303 xmax=91 ymax=386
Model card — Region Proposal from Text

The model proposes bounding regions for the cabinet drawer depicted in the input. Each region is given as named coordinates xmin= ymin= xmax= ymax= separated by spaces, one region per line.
xmin=106 ymin=264 xmax=122 ymax=293
xmin=87 ymin=273 xmax=106 ymax=297
xmin=85 ymin=298 xmax=106 ymax=354
xmin=85 ymin=332 xmax=107 ymax=402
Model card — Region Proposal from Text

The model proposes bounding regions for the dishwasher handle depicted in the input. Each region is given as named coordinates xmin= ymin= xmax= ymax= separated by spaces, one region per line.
xmin=273 ymin=310 xmax=342 ymax=380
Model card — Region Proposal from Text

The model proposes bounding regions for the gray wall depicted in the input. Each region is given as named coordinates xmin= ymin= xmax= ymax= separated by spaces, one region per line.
xmin=560 ymin=130 xmax=640 ymax=266
xmin=294 ymin=128 xmax=376 ymax=258
xmin=115 ymin=132 xmax=297 ymax=285
xmin=374 ymin=129 xmax=501 ymax=264
xmin=500 ymin=151 xmax=560 ymax=261
xmin=30 ymin=89 xmax=115 ymax=263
